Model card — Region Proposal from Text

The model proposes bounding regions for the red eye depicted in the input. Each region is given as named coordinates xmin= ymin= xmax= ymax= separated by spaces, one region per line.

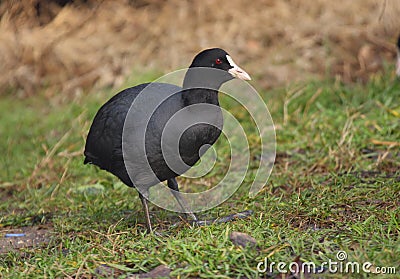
xmin=215 ymin=58 xmax=222 ymax=65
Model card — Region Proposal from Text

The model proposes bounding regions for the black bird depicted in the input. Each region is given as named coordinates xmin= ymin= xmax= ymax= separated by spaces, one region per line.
xmin=84 ymin=48 xmax=251 ymax=232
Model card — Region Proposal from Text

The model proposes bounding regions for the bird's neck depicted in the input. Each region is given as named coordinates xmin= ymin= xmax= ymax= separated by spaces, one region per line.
xmin=182 ymin=68 xmax=224 ymax=106
xmin=181 ymin=88 xmax=219 ymax=106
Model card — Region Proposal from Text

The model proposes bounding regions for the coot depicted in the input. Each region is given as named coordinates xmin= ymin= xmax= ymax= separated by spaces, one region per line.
xmin=84 ymin=48 xmax=251 ymax=232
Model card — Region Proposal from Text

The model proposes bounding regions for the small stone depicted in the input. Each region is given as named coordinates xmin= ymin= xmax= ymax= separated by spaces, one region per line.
xmin=230 ymin=231 xmax=257 ymax=248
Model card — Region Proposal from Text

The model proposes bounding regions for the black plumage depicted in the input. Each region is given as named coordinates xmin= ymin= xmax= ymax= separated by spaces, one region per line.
xmin=84 ymin=48 xmax=250 ymax=232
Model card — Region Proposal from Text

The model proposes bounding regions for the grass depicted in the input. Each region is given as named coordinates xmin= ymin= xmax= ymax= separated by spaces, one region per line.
xmin=0 ymin=69 xmax=399 ymax=278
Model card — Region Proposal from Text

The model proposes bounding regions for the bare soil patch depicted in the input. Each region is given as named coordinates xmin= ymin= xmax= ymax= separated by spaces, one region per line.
xmin=0 ymin=224 xmax=53 ymax=253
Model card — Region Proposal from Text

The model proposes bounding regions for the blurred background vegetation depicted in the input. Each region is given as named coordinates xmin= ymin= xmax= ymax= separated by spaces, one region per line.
xmin=1 ymin=0 xmax=400 ymax=98
xmin=1 ymin=1 xmax=399 ymax=277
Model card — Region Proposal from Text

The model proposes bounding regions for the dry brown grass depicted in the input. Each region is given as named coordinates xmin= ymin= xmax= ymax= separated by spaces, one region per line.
xmin=1 ymin=0 xmax=400 ymax=97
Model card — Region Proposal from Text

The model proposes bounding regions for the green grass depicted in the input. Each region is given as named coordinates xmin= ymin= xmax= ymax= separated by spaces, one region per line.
xmin=0 ymin=70 xmax=399 ymax=278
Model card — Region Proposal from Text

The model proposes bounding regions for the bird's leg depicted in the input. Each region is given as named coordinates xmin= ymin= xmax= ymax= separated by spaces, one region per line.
xmin=167 ymin=178 xmax=198 ymax=222
xmin=138 ymin=191 xmax=153 ymax=233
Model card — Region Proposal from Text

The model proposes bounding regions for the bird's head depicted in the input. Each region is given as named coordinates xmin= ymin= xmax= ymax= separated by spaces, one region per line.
xmin=189 ymin=48 xmax=251 ymax=80
xmin=184 ymin=48 xmax=251 ymax=90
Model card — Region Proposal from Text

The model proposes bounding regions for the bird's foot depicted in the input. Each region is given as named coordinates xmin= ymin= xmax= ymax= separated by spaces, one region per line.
xmin=171 ymin=210 xmax=253 ymax=228
xmin=191 ymin=210 xmax=254 ymax=226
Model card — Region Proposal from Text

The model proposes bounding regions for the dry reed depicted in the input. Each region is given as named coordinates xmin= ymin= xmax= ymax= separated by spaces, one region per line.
xmin=0 ymin=0 xmax=399 ymax=97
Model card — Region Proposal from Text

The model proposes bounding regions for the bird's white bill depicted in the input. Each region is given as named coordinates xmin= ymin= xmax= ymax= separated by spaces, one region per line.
xmin=226 ymin=55 xmax=251 ymax=80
